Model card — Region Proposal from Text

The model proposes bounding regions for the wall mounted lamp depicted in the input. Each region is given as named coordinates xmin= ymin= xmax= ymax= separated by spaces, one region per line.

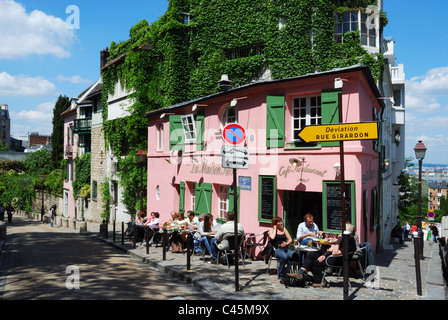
xmin=289 ymin=157 xmax=305 ymax=167
xmin=160 ymin=113 xmax=175 ymax=119
xmin=230 ymin=96 xmax=248 ymax=107
xmin=334 ymin=78 xmax=348 ymax=89
xmin=377 ymin=97 xmax=395 ymax=105
xmin=192 ymin=104 xmax=208 ymax=112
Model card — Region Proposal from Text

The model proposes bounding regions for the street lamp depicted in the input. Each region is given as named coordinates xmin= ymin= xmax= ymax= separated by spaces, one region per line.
xmin=414 ymin=140 xmax=427 ymax=260
xmin=41 ymin=174 xmax=46 ymax=222
xmin=137 ymin=149 xmax=147 ymax=212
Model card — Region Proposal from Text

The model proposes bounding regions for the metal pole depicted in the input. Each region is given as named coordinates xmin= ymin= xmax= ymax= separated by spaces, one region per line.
xmin=233 ymin=168 xmax=239 ymax=292
xmin=133 ymin=227 xmax=137 ymax=249
xmin=413 ymin=231 xmax=423 ymax=295
xmin=121 ymin=221 xmax=124 ymax=245
xmin=146 ymin=227 xmax=150 ymax=255
xmin=343 ymin=231 xmax=350 ymax=300
xmin=41 ymin=188 xmax=45 ymax=222
xmin=140 ymin=162 xmax=144 ymax=212
xmin=162 ymin=229 xmax=167 ymax=261
xmin=338 ymin=92 xmax=346 ymax=233
xmin=417 ymin=159 xmax=424 ymax=260
xmin=187 ymin=232 xmax=192 ymax=271
xmin=113 ymin=220 xmax=116 ymax=242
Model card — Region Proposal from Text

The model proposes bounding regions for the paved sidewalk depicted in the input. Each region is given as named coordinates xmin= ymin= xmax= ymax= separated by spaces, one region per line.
xmin=2 ymin=215 xmax=447 ymax=300
xmin=87 ymin=221 xmax=446 ymax=300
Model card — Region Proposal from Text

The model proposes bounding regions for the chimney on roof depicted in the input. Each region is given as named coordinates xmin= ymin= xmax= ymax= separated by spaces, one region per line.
xmin=218 ymin=74 xmax=232 ymax=92
xmin=100 ymin=47 xmax=110 ymax=69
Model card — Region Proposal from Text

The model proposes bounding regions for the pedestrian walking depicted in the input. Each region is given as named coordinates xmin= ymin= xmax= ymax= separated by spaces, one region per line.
xmin=50 ymin=204 xmax=57 ymax=227
xmin=6 ymin=204 xmax=13 ymax=223
xmin=0 ymin=203 xmax=4 ymax=222
xmin=430 ymin=224 xmax=439 ymax=243
xmin=404 ymin=221 xmax=411 ymax=239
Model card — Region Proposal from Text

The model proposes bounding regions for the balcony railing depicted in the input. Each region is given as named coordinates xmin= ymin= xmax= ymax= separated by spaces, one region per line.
xmin=73 ymin=118 xmax=92 ymax=134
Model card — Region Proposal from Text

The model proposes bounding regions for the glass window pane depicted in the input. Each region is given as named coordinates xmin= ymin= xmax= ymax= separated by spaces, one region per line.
xmin=361 ymin=35 xmax=368 ymax=45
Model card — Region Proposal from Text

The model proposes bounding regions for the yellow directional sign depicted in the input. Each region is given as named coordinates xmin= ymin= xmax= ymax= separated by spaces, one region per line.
xmin=298 ymin=122 xmax=378 ymax=143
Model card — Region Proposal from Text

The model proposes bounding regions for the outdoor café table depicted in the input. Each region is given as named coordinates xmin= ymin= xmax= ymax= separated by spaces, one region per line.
xmin=294 ymin=245 xmax=320 ymax=268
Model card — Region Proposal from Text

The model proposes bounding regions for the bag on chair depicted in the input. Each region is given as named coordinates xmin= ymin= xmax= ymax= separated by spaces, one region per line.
xmin=172 ymin=241 xmax=183 ymax=253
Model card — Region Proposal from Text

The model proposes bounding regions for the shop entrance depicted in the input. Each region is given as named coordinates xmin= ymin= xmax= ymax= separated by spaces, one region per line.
xmin=283 ymin=191 xmax=323 ymax=237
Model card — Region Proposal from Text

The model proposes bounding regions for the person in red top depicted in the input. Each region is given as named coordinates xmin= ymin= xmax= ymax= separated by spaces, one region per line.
xmin=411 ymin=224 xmax=418 ymax=234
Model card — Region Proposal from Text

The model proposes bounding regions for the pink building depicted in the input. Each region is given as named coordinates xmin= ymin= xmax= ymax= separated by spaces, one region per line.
xmin=146 ymin=65 xmax=383 ymax=253
xmin=61 ymin=102 xmax=77 ymax=219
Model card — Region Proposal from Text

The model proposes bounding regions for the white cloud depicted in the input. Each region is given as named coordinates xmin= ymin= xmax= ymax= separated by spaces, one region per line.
xmin=57 ymin=75 xmax=92 ymax=84
xmin=0 ymin=72 xmax=57 ymax=96
xmin=405 ymin=66 xmax=448 ymax=113
xmin=12 ymin=101 xmax=54 ymax=121
xmin=0 ymin=0 xmax=75 ymax=59
xmin=10 ymin=101 xmax=55 ymax=137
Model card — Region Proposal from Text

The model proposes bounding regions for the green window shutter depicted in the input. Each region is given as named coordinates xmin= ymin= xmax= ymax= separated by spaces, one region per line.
xmin=196 ymin=111 xmax=205 ymax=151
xmin=228 ymin=185 xmax=240 ymax=216
xmin=169 ymin=115 xmax=184 ymax=151
xmin=195 ymin=183 xmax=212 ymax=214
xmin=179 ymin=181 xmax=185 ymax=213
xmin=321 ymin=89 xmax=341 ymax=147
xmin=266 ymin=96 xmax=285 ymax=148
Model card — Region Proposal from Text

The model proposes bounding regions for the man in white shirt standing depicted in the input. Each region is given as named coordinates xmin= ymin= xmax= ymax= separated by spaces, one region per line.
xmin=296 ymin=213 xmax=323 ymax=246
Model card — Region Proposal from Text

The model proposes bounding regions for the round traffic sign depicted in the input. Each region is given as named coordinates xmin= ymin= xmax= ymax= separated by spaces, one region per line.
xmin=427 ymin=211 xmax=435 ymax=218
xmin=222 ymin=123 xmax=246 ymax=145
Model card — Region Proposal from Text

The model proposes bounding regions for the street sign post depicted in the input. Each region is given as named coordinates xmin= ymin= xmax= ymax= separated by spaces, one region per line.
xmin=222 ymin=146 xmax=249 ymax=169
xmin=297 ymin=122 xmax=378 ymax=143
xmin=221 ymin=123 xmax=249 ymax=292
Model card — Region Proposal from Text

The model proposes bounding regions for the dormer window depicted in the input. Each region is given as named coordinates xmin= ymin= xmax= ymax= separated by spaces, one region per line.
xmin=221 ymin=105 xmax=238 ymax=127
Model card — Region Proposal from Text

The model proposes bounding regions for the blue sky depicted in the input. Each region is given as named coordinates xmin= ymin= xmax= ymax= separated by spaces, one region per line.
xmin=0 ymin=0 xmax=447 ymax=164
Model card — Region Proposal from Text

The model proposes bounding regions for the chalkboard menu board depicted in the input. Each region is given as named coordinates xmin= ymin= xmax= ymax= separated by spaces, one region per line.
xmin=259 ymin=176 xmax=276 ymax=222
xmin=323 ymin=181 xmax=355 ymax=232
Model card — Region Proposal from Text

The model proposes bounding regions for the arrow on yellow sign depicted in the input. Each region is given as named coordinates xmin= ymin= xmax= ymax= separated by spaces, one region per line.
xmin=298 ymin=122 xmax=378 ymax=143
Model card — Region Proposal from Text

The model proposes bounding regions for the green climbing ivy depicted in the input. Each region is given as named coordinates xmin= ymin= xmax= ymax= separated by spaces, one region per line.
xmin=101 ymin=0 xmax=385 ymax=214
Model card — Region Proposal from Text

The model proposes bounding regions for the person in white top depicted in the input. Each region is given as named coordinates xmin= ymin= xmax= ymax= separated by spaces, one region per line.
xmin=144 ymin=212 xmax=160 ymax=228
xmin=296 ymin=213 xmax=323 ymax=246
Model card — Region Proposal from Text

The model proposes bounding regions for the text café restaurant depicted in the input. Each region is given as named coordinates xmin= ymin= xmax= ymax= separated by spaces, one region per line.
xmin=145 ymin=65 xmax=382 ymax=255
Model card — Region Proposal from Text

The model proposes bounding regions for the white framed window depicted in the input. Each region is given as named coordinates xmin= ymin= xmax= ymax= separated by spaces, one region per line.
xmin=335 ymin=10 xmax=378 ymax=48
xmin=181 ymin=114 xmax=197 ymax=143
xmin=157 ymin=121 xmax=164 ymax=150
xmin=292 ymin=95 xmax=321 ymax=140
xmin=218 ymin=185 xmax=229 ymax=220
xmin=156 ymin=185 xmax=160 ymax=200
xmin=221 ymin=105 xmax=237 ymax=127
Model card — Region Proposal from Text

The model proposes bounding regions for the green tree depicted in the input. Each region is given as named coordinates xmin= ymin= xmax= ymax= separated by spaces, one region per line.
xmin=51 ymin=95 xmax=70 ymax=164
xmin=23 ymin=149 xmax=55 ymax=178
xmin=440 ymin=195 xmax=448 ymax=216
xmin=72 ymin=153 xmax=91 ymax=199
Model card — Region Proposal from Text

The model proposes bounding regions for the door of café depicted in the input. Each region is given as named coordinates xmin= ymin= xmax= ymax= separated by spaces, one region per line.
xmin=283 ymin=191 xmax=323 ymax=239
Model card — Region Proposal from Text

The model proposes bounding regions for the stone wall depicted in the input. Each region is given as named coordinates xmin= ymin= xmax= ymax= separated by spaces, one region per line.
xmin=88 ymin=125 xmax=107 ymax=223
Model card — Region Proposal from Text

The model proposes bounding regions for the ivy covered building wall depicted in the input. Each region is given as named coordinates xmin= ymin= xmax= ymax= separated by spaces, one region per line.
xmin=100 ymin=0 xmax=388 ymax=218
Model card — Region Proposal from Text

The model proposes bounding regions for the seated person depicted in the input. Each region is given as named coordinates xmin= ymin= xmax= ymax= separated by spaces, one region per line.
xmin=268 ymin=217 xmax=294 ymax=281
xmin=210 ymin=211 xmax=244 ymax=264
xmin=289 ymin=223 xmax=357 ymax=288
xmin=296 ymin=213 xmax=323 ymax=246
xmin=143 ymin=212 xmax=160 ymax=243
xmin=194 ymin=213 xmax=217 ymax=255
xmin=134 ymin=211 xmax=148 ymax=242
xmin=144 ymin=212 xmax=160 ymax=228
